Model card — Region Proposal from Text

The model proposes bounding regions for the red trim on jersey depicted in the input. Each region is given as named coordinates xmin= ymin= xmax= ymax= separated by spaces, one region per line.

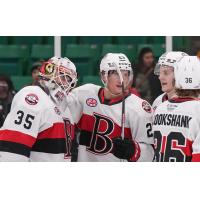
xmin=161 ymin=136 xmax=167 ymax=154
xmin=130 ymin=88 xmax=141 ymax=97
xmin=162 ymin=93 xmax=168 ymax=102
xmin=169 ymin=97 xmax=200 ymax=103
xmin=171 ymin=138 xmax=193 ymax=157
xmin=77 ymin=113 xmax=132 ymax=139
xmin=129 ymin=140 xmax=141 ymax=162
xmin=37 ymin=122 xmax=65 ymax=139
xmin=98 ymin=88 xmax=131 ymax=105
xmin=0 ymin=129 xmax=36 ymax=147
xmin=192 ymin=154 xmax=200 ymax=162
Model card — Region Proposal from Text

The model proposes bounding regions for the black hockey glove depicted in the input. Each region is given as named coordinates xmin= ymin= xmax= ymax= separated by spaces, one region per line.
xmin=112 ymin=137 xmax=140 ymax=161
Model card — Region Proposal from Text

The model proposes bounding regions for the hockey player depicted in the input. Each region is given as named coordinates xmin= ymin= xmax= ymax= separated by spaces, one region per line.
xmin=65 ymin=53 xmax=154 ymax=162
xmin=0 ymin=57 xmax=77 ymax=161
xmin=152 ymin=51 xmax=188 ymax=110
xmin=153 ymin=56 xmax=200 ymax=162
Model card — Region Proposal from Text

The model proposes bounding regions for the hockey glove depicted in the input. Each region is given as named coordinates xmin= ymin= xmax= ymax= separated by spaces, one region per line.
xmin=112 ymin=137 xmax=141 ymax=161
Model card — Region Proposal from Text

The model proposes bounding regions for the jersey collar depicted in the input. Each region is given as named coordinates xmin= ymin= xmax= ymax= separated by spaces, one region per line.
xmin=162 ymin=93 xmax=169 ymax=102
xmin=98 ymin=88 xmax=131 ymax=105
xmin=169 ymin=97 xmax=200 ymax=103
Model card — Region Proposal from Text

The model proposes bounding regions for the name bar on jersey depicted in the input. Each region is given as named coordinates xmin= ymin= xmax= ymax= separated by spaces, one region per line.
xmin=153 ymin=114 xmax=192 ymax=128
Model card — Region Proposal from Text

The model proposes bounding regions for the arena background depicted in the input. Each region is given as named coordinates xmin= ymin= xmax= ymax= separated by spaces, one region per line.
xmin=0 ymin=36 xmax=198 ymax=91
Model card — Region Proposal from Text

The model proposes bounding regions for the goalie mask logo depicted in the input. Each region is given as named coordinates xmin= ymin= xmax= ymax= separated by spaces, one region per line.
xmin=44 ymin=63 xmax=55 ymax=75
xmin=25 ymin=93 xmax=39 ymax=105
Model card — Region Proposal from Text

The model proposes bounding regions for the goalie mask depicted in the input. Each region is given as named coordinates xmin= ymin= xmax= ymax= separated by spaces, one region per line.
xmin=154 ymin=51 xmax=188 ymax=75
xmin=100 ymin=53 xmax=133 ymax=87
xmin=39 ymin=56 xmax=78 ymax=95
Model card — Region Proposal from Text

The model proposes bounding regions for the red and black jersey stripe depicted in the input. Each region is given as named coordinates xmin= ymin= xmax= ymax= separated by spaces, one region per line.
xmin=32 ymin=138 xmax=67 ymax=154
xmin=77 ymin=113 xmax=132 ymax=139
xmin=0 ymin=122 xmax=67 ymax=157
xmin=0 ymin=129 xmax=36 ymax=157
xmin=32 ymin=122 xmax=67 ymax=154
xmin=78 ymin=113 xmax=132 ymax=150
xmin=0 ymin=141 xmax=31 ymax=157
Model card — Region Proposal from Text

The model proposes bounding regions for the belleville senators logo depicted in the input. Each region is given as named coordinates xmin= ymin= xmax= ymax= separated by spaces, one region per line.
xmin=142 ymin=101 xmax=152 ymax=113
xmin=25 ymin=93 xmax=39 ymax=105
xmin=86 ymin=98 xmax=98 ymax=107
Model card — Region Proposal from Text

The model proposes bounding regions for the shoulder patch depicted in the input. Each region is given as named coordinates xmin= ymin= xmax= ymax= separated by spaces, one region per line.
xmin=142 ymin=101 xmax=152 ymax=113
xmin=25 ymin=93 xmax=39 ymax=105
xmin=86 ymin=98 xmax=98 ymax=107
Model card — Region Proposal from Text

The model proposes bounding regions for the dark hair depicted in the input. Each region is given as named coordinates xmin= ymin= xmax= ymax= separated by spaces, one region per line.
xmin=0 ymin=74 xmax=14 ymax=91
xmin=31 ymin=60 xmax=44 ymax=73
xmin=138 ymin=47 xmax=154 ymax=64
xmin=175 ymin=88 xmax=200 ymax=98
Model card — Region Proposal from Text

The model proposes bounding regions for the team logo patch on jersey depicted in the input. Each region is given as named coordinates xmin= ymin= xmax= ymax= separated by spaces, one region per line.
xmin=142 ymin=101 xmax=152 ymax=113
xmin=86 ymin=98 xmax=98 ymax=107
xmin=167 ymin=104 xmax=178 ymax=111
xmin=25 ymin=93 xmax=39 ymax=105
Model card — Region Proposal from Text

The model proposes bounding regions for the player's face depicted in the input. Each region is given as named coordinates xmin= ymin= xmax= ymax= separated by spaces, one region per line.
xmin=159 ymin=66 xmax=175 ymax=93
xmin=0 ymin=81 xmax=8 ymax=99
xmin=106 ymin=70 xmax=130 ymax=95
xmin=143 ymin=52 xmax=154 ymax=68
xmin=32 ymin=68 xmax=39 ymax=81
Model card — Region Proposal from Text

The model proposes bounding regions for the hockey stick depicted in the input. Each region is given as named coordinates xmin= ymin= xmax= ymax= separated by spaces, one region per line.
xmin=113 ymin=62 xmax=125 ymax=139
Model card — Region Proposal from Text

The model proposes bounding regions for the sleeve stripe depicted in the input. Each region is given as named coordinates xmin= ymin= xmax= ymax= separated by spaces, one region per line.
xmin=0 ymin=130 xmax=36 ymax=147
xmin=37 ymin=123 xmax=65 ymax=139
xmin=0 ymin=141 xmax=31 ymax=157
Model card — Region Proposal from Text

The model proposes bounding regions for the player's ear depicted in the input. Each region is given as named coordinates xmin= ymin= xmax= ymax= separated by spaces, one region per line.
xmin=100 ymin=72 xmax=106 ymax=83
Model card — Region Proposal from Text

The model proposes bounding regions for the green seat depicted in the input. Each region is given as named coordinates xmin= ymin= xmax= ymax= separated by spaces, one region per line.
xmin=79 ymin=36 xmax=112 ymax=44
xmin=173 ymin=36 xmax=190 ymax=51
xmin=0 ymin=45 xmax=29 ymax=58
xmin=82 ymin=75 xmax=103 ymax=86
xmin=117 ymin=36 xmax=148 ymax=45
xmin=0 ymin=45 xmax=29 ymax=76
xmin=152 ymin=44 xmax=166 ymax=57
xmin=147 ymin=36 xmax=165 ymax=44
xmin=45 ymin=36 xmax=77 ymax=44
xmin=11 ymin=36 xmax=43 ymax=46
xmin=65 ymin=44 xmax=100 ymax=59
xmin=0 ymin=37 xmax=8 ymax=44
xmin=101 ymin=44 xmax=136 ymax=61
xmin=31 ymin=45 xmax=54 ymax=59
xmin=0 ymin=63 xmax=22 ymax=76
xmin=76 ymin=62 xmax=94 ymax=78
xmin=11 ymin=76 xmax=32 ymax=91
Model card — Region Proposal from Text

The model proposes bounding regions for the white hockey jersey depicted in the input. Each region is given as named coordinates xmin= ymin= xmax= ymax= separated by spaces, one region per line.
xmin=0 ymin=85 xmax=70 ymax=161
xmin=153 ymin=97 xmax=200 ymax=162
xmin=66 ymin=84 xmax=154 ymax=162
xmin=152 ymin=93 xmax=168 ymax=111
